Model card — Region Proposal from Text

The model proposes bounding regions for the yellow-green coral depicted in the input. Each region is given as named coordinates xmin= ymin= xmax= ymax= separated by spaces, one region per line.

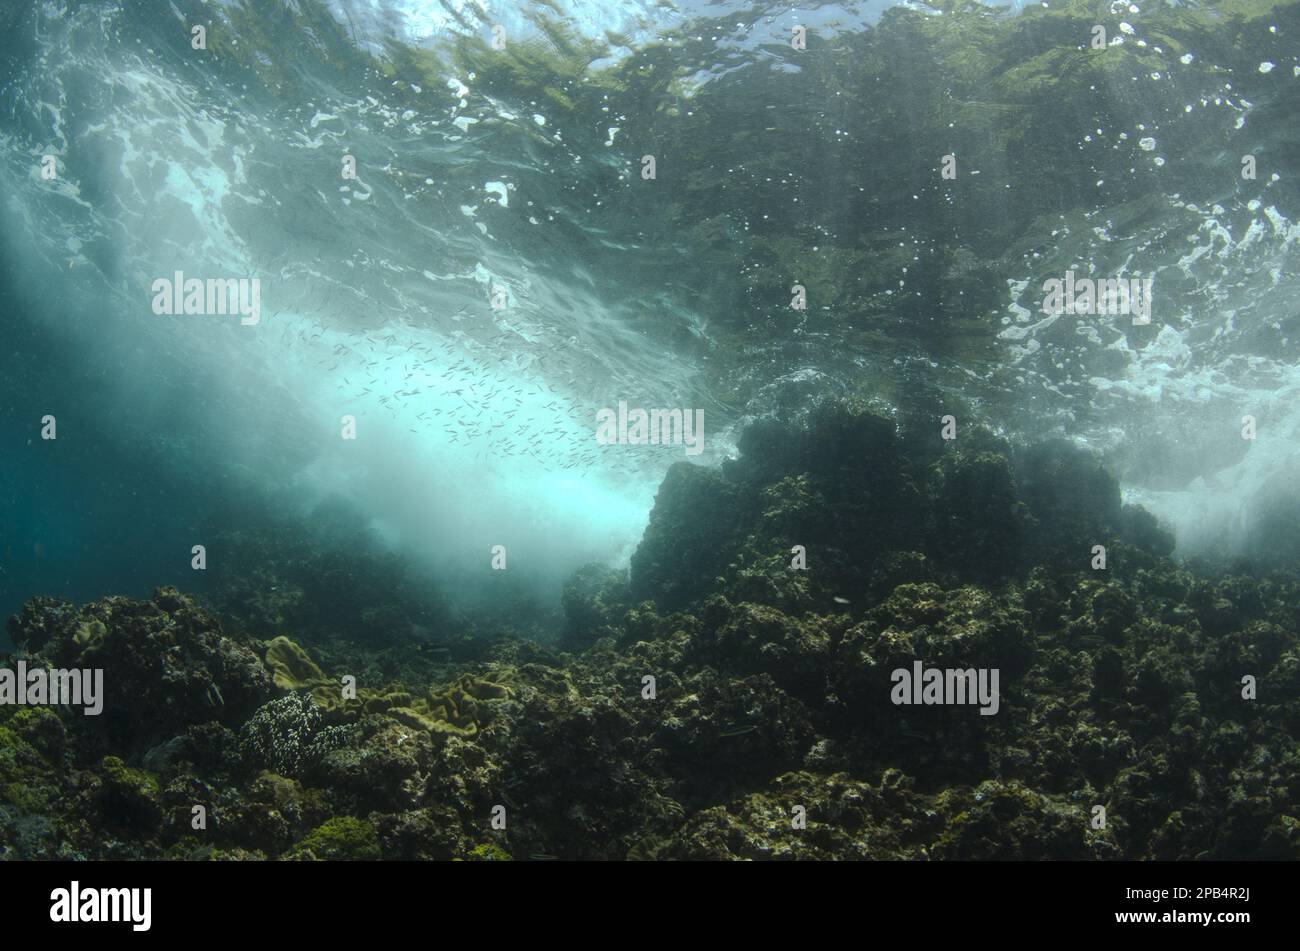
xmin=362 ymin=675 xmax=511 ymax=737
xmin=261 ymin=637 xmax=510 ymax=736
xmin=263 ymin=636 xmax=344 ymax=710
xmin=72 ymin=619 xmax=107 ymax=655
xmin=264 ymin=636 xmax=332 ymax=691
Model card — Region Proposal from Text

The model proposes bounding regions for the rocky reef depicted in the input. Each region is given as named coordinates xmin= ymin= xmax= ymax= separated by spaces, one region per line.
xmin=2 ymin=403 xmax=1297 ymax=860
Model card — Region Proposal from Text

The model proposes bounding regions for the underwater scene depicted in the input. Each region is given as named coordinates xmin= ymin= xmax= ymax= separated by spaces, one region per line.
xmin=0 ymin=0 xmax=1298 ymax=872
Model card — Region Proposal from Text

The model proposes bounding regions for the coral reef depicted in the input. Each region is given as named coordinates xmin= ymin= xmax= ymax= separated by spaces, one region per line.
xmin=1 ymin=404 xmax=1297 ymax=860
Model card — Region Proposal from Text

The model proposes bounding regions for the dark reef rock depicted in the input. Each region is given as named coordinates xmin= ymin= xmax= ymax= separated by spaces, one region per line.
xmin=630 ymin=462 xmax=746 ymax=612
xmin=6 ymin=587 xmax=270 ymax=756
xmin=559 ymin=563 xmax=631 ymax=651
xmin=628 ymin=402 xmax=1173 ymax=618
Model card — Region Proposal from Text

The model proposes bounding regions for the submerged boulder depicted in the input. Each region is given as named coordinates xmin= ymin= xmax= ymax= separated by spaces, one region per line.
xmin=630 ymin=462 xmax=746 ymax=611
xmin=627 ymin=401 xmax=1172 ymax=616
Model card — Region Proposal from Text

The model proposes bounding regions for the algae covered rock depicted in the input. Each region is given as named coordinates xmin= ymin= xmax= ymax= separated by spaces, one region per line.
xmin=559 ymin=563 xmax=632 ymax=651
xmin=1014 ymin=441 xmax=1122 ymax=553
xmin=288 ymin=816 xmax=381 ymax=861
xmin=636 ymin=770 xmax=924 ymax=860
xmin=928 ymin=449 xmax=1028 ymax=582
xmin=6 ymin=588 xmax=271 ymax=755
xmin=0 ymin=707 xmax=71 ymax=857
xmin=94 ymin=756 xmax=163 ymax=835
xmin=705 ymin=600 xmax=831 ymax=695
xmin=929 ymin=780 xmax=1120 ymax=860
xmin=630 ymin=461 xmax=746 ymax=611
xmin=624 ymin=404 xmax=1174 ymax=617
xmin=834 ymin=583 xmax=1035 ymax=713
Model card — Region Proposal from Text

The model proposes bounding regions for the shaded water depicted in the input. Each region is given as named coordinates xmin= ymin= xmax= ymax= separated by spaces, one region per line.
xmin=1 ymin=3 xmax=1296 ymax=615
xmin=3 ymin=1 xmax=1296 ymax=630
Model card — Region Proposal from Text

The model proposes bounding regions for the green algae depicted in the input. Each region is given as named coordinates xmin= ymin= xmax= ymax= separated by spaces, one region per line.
xmin=292 ymin=816 xmax=381 ymax=861
xmin=261 ymin=636 xmax=510 ymax=736
xmin=464 ymin=842 xmax=513 ymax=861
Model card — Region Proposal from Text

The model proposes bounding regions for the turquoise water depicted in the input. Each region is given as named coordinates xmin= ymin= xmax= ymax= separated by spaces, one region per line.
xmin=1 ymin=0 xmax=1297 ymax=624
